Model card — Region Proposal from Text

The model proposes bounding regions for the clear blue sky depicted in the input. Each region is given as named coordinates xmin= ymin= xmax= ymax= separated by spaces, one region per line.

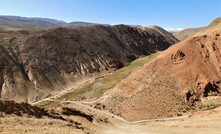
xmin=0 ymin=0 xmax=220 ymax=29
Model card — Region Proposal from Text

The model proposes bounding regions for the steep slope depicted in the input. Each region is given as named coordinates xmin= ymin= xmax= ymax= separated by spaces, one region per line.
xmin=0 ymin=25 xmax=177 ymax=102
xmin=97 ymin=24 xmax=221 ymax=121
xmin=208 ymin=17 xmax=221 ymax=28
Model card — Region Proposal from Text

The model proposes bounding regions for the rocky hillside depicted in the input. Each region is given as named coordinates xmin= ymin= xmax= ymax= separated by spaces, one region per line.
xmin=208 ymin=17 xmax=221 ymax=28
xmin=0 ymin=24 xmax=177 ymax=102
xmin=97 ymin=22 xmax=221 ymax=121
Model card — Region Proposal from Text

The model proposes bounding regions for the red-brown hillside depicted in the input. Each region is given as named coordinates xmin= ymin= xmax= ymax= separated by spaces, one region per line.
xmin=98 ymin=25 xmax=221 ymax=121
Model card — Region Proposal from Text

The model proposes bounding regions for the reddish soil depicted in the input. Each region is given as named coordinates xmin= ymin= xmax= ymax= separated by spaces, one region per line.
xmin=99 ymin=26 xmax=221 ymax=121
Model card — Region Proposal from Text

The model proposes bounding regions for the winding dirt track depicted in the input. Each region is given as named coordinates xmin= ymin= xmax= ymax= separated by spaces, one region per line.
xmin=32 ymin=73 xmax=113 ymax=105
xmin=48 ymin=100 xmax=188 ymax=123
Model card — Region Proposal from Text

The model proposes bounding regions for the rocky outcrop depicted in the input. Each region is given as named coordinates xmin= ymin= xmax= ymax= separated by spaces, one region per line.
xmin=0 ymin=25 xmax=177 ymax=102
xmin=0 ymin=100 xmax=49 ymax=118
xmin=62 ymin=107 xmax=94 ymax=122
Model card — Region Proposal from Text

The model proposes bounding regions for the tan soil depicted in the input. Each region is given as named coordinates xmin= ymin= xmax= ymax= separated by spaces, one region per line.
xmin=1 ymin=100 xmax=221 ymax=134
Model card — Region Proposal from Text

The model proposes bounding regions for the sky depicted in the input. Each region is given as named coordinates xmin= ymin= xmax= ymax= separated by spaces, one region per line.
xmin=0 ymin=0 xmax=221 ymax=30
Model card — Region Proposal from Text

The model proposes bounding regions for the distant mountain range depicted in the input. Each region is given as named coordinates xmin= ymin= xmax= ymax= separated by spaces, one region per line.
xmin=173 ymin=17 xmax=221 ymax=41
xmin=0 ymin=15 xmax=100 ymax=32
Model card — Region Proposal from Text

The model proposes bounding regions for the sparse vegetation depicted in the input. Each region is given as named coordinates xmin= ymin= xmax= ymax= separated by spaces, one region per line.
xmin=37 ymin=52 xmax=160 ymax=109
xmin=206 ymin=104 xmax=221 ymax=110
xmin=57 ymin=52 xmax=160 ymax=101
xmin=199 ymin=96 xmax=221 ymax=111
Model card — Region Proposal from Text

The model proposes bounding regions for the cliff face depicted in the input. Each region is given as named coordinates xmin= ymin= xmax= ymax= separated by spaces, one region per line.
xmin=98 ymin=24 xmax=221 ymax=121
xmin=0 ymin=25 xmax=177 ymax=102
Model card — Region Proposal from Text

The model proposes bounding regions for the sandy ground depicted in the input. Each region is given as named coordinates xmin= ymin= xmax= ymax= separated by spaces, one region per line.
xmin=1 ymin=107 xmax=221 ymax=134
xmin=97 ymin=106 xmax=221 ymax=134
xmin=1 ymin=103 xmax=221 ymax=134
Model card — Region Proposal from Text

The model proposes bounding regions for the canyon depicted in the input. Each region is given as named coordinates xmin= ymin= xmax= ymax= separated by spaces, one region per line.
xmin=0 ymin=16 xmax=221 ymax=134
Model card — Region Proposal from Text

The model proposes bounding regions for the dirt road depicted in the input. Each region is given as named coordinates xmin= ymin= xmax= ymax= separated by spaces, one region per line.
xmin=32 ymin=73 xmax=113 ymax=105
